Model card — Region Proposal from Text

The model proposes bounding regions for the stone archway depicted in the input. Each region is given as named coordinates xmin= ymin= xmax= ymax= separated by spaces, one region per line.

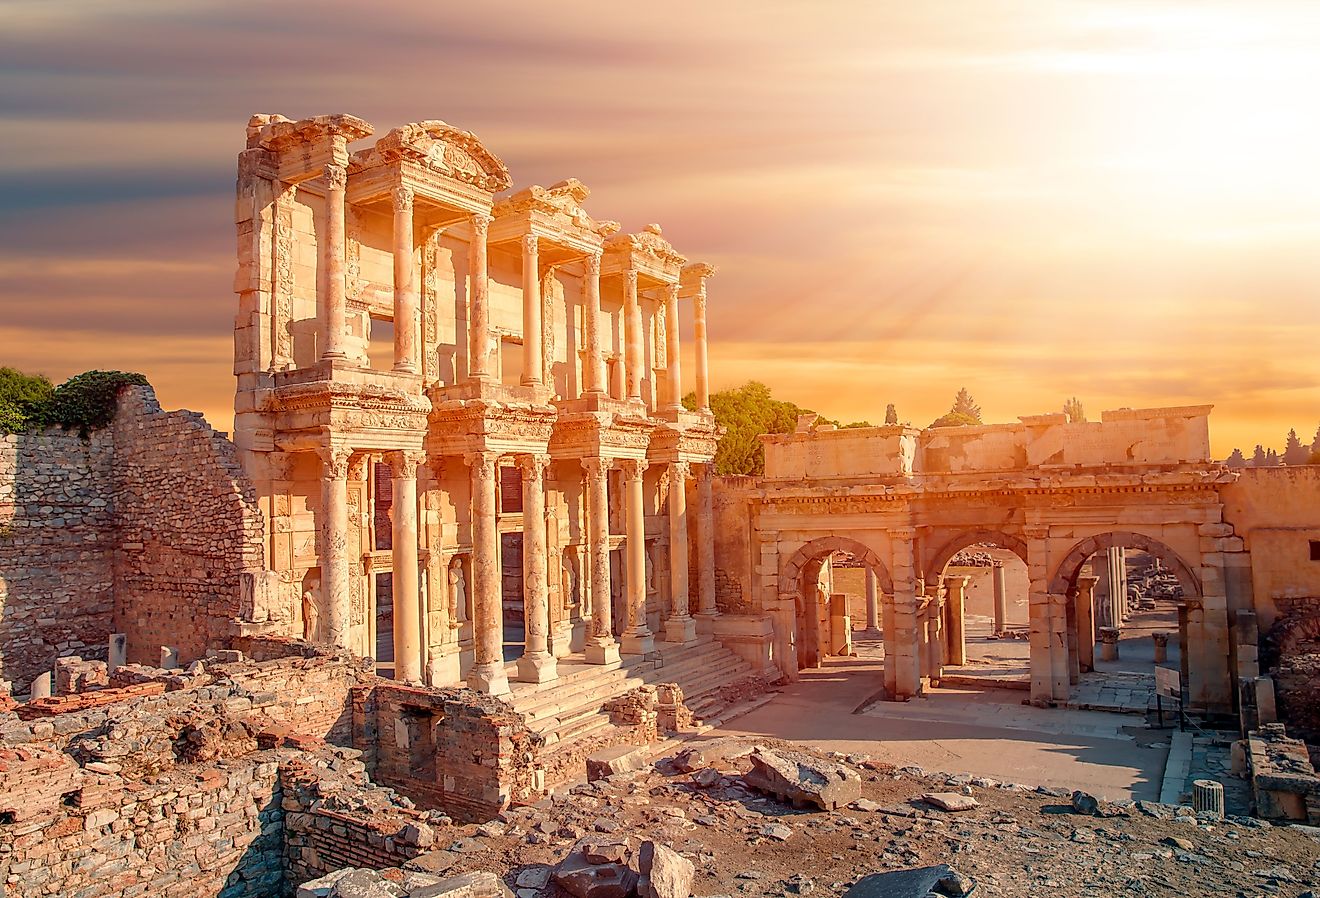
xmin=1048 ymin=530 xmax=1201 ymax=597
xmin=779 ymin=536 xmax=894 ymax=674
xmin=926 ymin=529 xmax=1028 ymax=585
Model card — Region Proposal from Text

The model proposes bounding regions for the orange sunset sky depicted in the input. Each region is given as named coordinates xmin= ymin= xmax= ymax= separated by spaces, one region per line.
xmin=2 ymin=1 xmax=1318 ymax=458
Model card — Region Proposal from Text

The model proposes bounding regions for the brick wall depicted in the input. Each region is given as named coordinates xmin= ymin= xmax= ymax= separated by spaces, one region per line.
xmin=0 ymin=430 xmax=116 ymax=689
xmin=111 ymin=387 xmax=265 ymax=667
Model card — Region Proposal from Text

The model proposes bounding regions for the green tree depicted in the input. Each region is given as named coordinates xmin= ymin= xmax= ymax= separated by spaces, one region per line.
xmin=683 ymin=381 xmax=814 ymax=475
xmin=929 ymin=387 xmax=983 ymax=428
xmin=1063 ymin=397 xmax=1086 ymax=423
xmin=1312 ymin=423 xmax=1320 ymax=456
xmin=1250 ymin=444 xmax=1267 ymax=467
xmin=1224 ymin=448 xmax=1247 ymax=468
xmin=1265 ymin=448 xmax=1281 ymax=466
xmin=885 ymin=403 xmax=898 ymax=425
xmin=0 ymin=367 xmax=54 ymax=434
xmin=1283 ymin=428 xmax=1310 ymax=466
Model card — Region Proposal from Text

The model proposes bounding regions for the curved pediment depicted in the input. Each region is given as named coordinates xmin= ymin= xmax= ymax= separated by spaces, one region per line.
xmin=354 ymin=120 xmax=512 ymax=193
xmin=494 ymin=178 xmax=620 ymax=239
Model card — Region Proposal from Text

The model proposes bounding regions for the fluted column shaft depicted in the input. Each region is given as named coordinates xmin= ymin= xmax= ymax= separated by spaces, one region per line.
xmin=664 ymin=283 xmax=683 ymax=411
xmin=390 ymin=451 xmax=424 ymax=681
xmin=624 ymin=270 xmax=642 ymax=401
xmin=516 ymin=454 xmax=556 ymax=682
xmin=392 ymin=187 xmax=418 ymax=373
xmin=317 ymin=447 xmax=352 ymax=646
xmin=665 ymin=461 xmax=697 ymax=644
xmin=320 ymin=165 xmax=348 ymax=360
xmin=520 ymin=234 xmax=543 ymax=386
xmin=695 ymin=464 xmax=718 ymax=619
xmin=583 ymin=457 xmax=620 ymax=664
xmin=694 ymin=286 xmax=710 ymax=411
xmin=582 ymin=252 xmax=605 ymax=396
xmin=468 ymin=213 xmax=493 ymax=382
xmin=619 ymin=459 xmax=654 ymax=654
xmin=467 ymin=451 xmax=508 ymax=694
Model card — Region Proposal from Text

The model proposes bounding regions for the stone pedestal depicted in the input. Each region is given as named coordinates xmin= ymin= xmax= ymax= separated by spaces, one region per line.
xmin=1098 ymin=626 xmax=1120 ymax=662
xmin=1192 ymin=779 xmax=1225 ymax=819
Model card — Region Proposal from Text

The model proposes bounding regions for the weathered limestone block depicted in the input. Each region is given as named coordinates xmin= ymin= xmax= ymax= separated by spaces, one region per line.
xmin=743 ymin=747 xmax=862 ymax=810
xmin=586 ymin=744 xmax=653 ymax=782
xmin=409 ymin=871 xmax=514 ymax=898
xmin=554 ymin=847 xmax=638 ymax=898
xmin=638 ymin=840 xmax=695 ymax=898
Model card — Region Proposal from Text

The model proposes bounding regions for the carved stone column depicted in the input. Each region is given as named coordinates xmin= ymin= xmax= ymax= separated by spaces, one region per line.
xmin=466 ymin=451 xmax=508 ymax=694
xmin=391 ymin=187 xmax=419 ymax=373
xmin=623 ymin=269 xmax=642 ymax=402
xmin=582 ymin=252 xmax=605 ymax=397
xmin=468 ymin=213 xmax=493 ymax=383
xmin=865 ymin=568 xmax=880 ymax=632
xmin=943 ymin=575 xmax=968 ymax=666
xmin=619 ymin=459 xmax=654 ymax=654
xmin=316 ymin=446 xmax=352 ymax=647
xmin=693 ymin=283 xmax=710 ymax=412
xmin=320 ymin=164 xmax=348 ymax=361
xmin=389 ymin=451 xmax=424 ymax=682
xmin=1075 ymin=576 xmax=1098 ymax=671
xmin=694 ymin=463 xmax=719 ymax=629
xmin=663 ymin=282 xmax=683 ymax=411
xmin=992 ymin=564 xmax=1008 ymax=635
xmin=517 ymin=453 xmax=556 ymax=683
xmin=582 ymin=457 xmax=620 ymax=664
xmin=521 ymin=234 xmax=543 ymax=386
xmin=665 ymin=461 xmax=697 ymax=644
xmin=887 ymin=530 xmax=921 ymax=700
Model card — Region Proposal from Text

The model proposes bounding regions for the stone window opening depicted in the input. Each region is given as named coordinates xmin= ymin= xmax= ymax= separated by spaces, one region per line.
xmin=366 ymin=315 xmax=395 ymax=372
xmin=500 ymin=465 xmax=523 ymax=514
xmin=401 ymin=706 xmax=440 ymax=779
xmin=500 ymin=333 xmax=524 ymax=386
xmin=1310 ymin=540 xmax=1320 ymax=562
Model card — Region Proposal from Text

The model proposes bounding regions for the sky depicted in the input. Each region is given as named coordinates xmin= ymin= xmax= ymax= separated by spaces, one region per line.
xmin=2 ymin=0 xmax=1318 ymax=457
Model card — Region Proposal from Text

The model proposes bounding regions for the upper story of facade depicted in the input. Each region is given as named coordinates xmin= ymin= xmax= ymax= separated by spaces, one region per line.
xmin=232 ymin=113 xmax=717 ymax=456
xmin=761 ymin=404 xmax=1221 ymax=488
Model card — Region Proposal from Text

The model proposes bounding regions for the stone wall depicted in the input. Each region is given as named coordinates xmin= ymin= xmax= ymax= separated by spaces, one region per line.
xmin=0 ymin=429 xmax=116 ymax=690
xmin=111 ymin=387 xmax=266 ymax=667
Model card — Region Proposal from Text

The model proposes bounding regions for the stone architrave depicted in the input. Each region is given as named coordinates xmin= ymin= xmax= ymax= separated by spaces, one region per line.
xmin=517 ymin=454 xmax=557 ymax=683
xmin=620 ymin=458 xmax=655 ymax=655
xmin=664 ymin=461 xmax=697 ymax=644
xmin=582 ymin=457 xmax=620 ymax=664
xmin=466 ymin=451 xmax=508 ymax=694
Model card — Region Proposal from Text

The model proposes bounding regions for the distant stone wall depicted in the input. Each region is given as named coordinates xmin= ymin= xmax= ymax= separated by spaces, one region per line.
xmin=0 ymin=429 xmax=116 ymax=689
xmin=111 ymin=386 xmax=265 ymax=667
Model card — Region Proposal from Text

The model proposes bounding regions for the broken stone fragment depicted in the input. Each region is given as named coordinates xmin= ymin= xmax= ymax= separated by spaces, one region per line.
xmin=691 ymin=768 xmax=721 ymax=788
xmin=409 ymin=870 xmax=514 ymax=898
xmin=587 ymin=744 xmax=653 ymax=782
xmin=920 ymin=793 xmax=979 ymax=812
xmin=637 ymin=840 xmax=695 ymax=898
xmin=580 ymin=836 xmax=631 ymax=865
xmin=743 ymin=748 xmax=862 ymax=811
xmin=297 ymin=868 xmax=406 ymax=898
xmin=553 ymin=849 xmax=638 ymax=898
xmin=404 ymin=849 xmax=458 ymax=875
xmin=1071 ymin=790 xmax=1101 ymax=816
xmin=842 ymin=865 xmax=975 ymax=897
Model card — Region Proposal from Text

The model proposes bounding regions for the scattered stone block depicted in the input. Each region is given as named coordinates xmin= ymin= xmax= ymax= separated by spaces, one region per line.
xmin=410 ymin=871 xmax=514 ymax=898
xmin=638 ymin=841 xmax=695 ymax=898
xmin=554 ymin=848 xmax=638 ymax=898
xmin=842 ymin=865 xmax=975 ymax=897
xmin=587 ymin=744 xmax=652 ymax=782
xmin=743 ymin=748 xmax=862 ymax=811
xmin=920 ymin=793 xmax=979 ymax=812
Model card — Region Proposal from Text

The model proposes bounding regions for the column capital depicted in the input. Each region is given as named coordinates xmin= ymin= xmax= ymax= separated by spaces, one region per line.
xmin=316 ymin=446 xmax=353 ymax=480
xmin=623 ymin=268 xmax=639 ymax=291
xmin=584 ymin=251 xmax=601 ymax=277
xmin=620 ymin=458 xmax=648 ymax=481
xmin=471 ymin=211 xmax=492 ymax=237
xmin=392 ymin=186 xmax=414 ymax=212
xmin=1023 ymin=525 xmax=1050 ymax=541
xmin=669 ymin=459 xmax=691 ymax=480
xmin=522 ymin=232 xmax=539 ymax=254
xmin=517 ymin=452 xmax=551 ymax=480
xmin=323 ymin=164 xmax=347 ymax=190
xmin=464 ymin=450 xmax=500 ymax=476
xmin=389 ymin=449 xmax=427 ymax=479
xmin=582 ymin=456 xmax=610 ymax=486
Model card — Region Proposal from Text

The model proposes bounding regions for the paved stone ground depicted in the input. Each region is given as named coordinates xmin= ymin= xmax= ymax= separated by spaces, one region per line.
xmin=708 ymin=646 xmax=1171 ymax=802
xmin=1187 ymin=733 xmax=1253 ymax=816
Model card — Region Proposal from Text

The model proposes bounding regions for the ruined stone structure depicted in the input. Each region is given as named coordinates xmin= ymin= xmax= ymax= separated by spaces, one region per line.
xmin=230 ymin=114 xmax=721 ymax=695
xmin=711 ymin=408 xmax=1320 ymax=716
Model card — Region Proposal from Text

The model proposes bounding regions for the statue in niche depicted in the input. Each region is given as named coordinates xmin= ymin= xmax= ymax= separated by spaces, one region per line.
xmin=448 ymin=556 xmax=467 ymax=626
xmin=301 ymin=574 xmax=322 ymax=643
xmin=561 ymin=551 xmax=579 ymax=612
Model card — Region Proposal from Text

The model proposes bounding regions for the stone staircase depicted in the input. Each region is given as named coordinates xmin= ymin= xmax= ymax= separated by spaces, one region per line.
xmin=504 ymin=636 xmax=756 ymax=750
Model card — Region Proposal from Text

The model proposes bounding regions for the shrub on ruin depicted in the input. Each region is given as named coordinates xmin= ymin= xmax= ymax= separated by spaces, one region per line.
xmin=42 ymin=370 xmax=149 ymax=437
xmin=0 ymin=367 xmax=54 ymax=434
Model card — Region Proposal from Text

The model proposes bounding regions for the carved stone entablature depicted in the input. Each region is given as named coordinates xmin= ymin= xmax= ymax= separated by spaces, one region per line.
xmin=426 ymin=400 xmax=558 ymax=456
xmin=493 ymin=179 xmax=621 ymax=246
xmin=349 ymin=120 xmax=512 ymax=193
xmin=648 ymin=420 xmax=721 ymax=462
xmin=549 ymin=412 xmax=656 ymax=459
xmin=248 ymin=113 xmax=375 ymax=152
xmin=605 ymin=223 xmax=686 ymax=280
xmin=264 ymin=380 xmax=431 ymax=443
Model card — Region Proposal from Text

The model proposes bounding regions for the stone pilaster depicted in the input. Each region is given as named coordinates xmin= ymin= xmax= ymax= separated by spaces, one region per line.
xmin=619 ymin=459 xmax=655 ymax=654
xmin=391 ymin=187 xmax=418 ymax=373
xmin=316 ymin=446 xmax=352 ymax=647
xmin=887 ymin=529 xmax=921 ymax=700
xmin=582 ymin=457 xmax=620 ymax=664
xmin=320 ymin=164 xmax=348 ymax=360
xmin=521 ymin=234 xmax=543 ymax=386
xmin=516 ymin=454 xmax=556 ymax=682
xmin=467 ymin=213 xmax=493 ymax=383
xmin=466 ymin=450 xmax=508 ymax=694
xmin=694 ymin=463 xmax=719 ymax=632
xmin=389 ymin=450 xmax=425 ymax=682
xmin=665 ymin=461 xmax=697 ymax=644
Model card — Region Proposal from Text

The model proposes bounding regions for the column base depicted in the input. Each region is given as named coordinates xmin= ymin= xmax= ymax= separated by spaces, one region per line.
xmin=694 ymin=611 xmax=720 ymax=636
xmin=467 ymin=661 xmax=510 ymax=696
xmin=664 ymin=615 xmax=698 ymax=645
xmin=569 ymin=618 xmax=588 ymax=654
xmin=516 ymin=651 xmax=559 ymax=684
xmin=584 ymin=638 xmax=621 ymax=665
xmin=548 ymin=623 xmax=575 ymax=658
xmin=620 ymin=630 xmax=656 ymax=655
xmin=426 ymin=649 xmax=463 ymax=687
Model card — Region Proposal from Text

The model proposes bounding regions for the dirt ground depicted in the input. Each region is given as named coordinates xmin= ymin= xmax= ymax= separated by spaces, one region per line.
xmin=427 ymin=738 xmax=1320 ymax=898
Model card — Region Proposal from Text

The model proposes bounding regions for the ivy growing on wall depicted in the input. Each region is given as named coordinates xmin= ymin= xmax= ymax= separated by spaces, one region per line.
xmin=0 ymin=368 xmax=148 ymax=438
